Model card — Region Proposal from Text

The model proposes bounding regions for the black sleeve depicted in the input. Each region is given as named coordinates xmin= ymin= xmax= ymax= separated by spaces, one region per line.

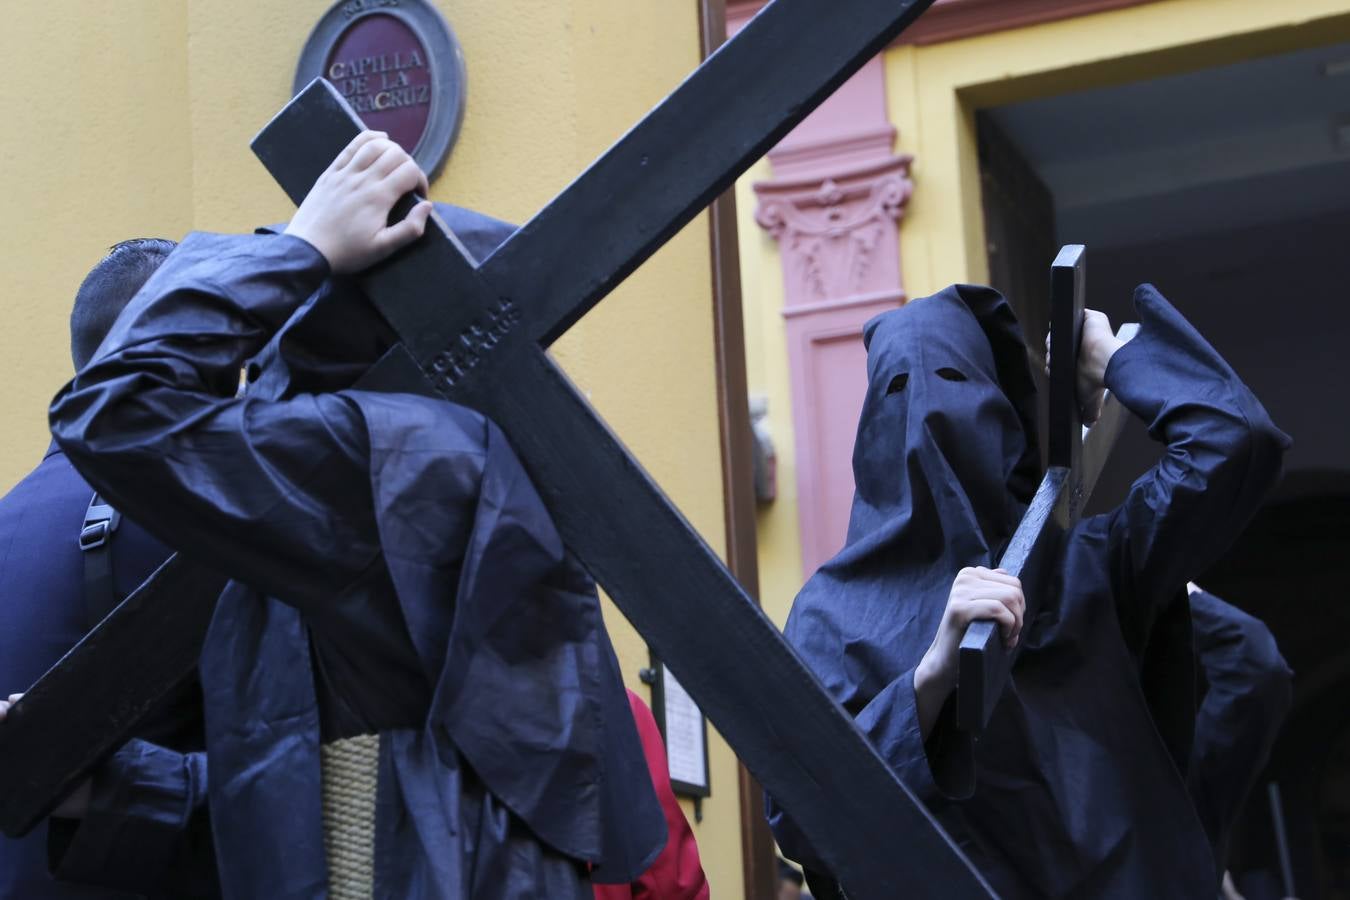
xmin=49 ymin=232 xmax=382 ymax=607
xmin=48 ymin=740 xmax=217 ymax=898
xmin=1187 ymin=588 xmax=1291 ymax=868
xmin=1092 ymin=284 xmax=1290 ymax=652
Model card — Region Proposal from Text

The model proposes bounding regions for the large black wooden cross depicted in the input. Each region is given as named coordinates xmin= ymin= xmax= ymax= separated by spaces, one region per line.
xmin=2 ymin=2 xmax=1003 ymax=898
xmin=251 ymin=42 xmax=1009 ymax=900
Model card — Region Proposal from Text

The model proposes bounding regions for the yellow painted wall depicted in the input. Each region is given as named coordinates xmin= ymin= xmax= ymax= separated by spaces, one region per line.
xmin=3 ymin=1 xmax=743 ymax=894
xmin=733 ymin=163 xmax=801 ymax=631
xmin=0 ymin=3 xmax=194 ymax=491
xmin=739 ymin=0 xmax=1350 ymax=625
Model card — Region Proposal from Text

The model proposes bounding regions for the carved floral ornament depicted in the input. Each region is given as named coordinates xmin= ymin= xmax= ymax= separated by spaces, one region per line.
xmin=754 ymin=165 xmax=913 ymax=238
xmin=754 ymin=155 xmax=914 ymax=303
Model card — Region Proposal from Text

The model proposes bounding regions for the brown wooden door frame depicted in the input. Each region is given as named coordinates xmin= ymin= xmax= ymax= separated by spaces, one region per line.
xmin=698 ymin=3 xmax=779 ymax=898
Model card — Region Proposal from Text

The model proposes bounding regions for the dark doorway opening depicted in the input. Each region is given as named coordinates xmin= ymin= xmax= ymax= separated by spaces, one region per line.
xmin=1205 ymin=488 xmax=1350 ymax=899
xmin=978 ymin=39 xmax=1350 ymax=899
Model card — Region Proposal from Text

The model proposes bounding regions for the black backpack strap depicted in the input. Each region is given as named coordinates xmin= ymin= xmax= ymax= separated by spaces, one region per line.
xmin=80 ymin=492 xmax=122 ymax=627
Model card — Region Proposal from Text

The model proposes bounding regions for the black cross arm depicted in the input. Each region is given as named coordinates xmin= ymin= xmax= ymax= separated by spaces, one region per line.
xmin=1048 ymin=245 xmax=1087 ymax=472
xmin=256 ymin=0 xmax=939 ymax=358
xmin=485 ymin=0 xmax=933 ymax=348
xmin=0 ymin=555 xmax=225 ymax=836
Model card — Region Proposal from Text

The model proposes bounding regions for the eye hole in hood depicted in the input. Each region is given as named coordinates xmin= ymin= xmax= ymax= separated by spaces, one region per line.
xmin=848 ymin=285 xmax=1044 ymax=545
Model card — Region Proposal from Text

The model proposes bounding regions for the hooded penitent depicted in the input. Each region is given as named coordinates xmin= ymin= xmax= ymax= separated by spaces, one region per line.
xmin=50 ymin=204 xmax=667 ymax=897
xmin=787 ymin=284 xmax=1040 ymax=742
xmin=773 ymin=282 xmax=1289 ymax=899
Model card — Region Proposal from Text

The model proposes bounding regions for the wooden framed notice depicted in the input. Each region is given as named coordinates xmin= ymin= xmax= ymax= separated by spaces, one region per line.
xmin=647 ymin=653 xmax=712 ymax=798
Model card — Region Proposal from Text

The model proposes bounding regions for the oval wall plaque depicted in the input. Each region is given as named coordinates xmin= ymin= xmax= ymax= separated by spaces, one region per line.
xmin=295 ymin=0 xmax=466 ymax=181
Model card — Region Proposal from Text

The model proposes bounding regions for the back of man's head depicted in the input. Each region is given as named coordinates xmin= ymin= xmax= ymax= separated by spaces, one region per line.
xmin=70 ymin=238 xmax=177 ymax=371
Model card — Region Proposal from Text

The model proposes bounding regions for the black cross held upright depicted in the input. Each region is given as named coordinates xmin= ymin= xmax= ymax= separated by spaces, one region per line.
xmin=956 ymin=245 xmax=1136 ymax=737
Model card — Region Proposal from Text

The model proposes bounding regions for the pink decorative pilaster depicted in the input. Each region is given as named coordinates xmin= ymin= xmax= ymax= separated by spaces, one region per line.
xmin=754 ymin=159 xmax=912 ymax=309
xmin=746 ymin=50 xmax=913 ymax=578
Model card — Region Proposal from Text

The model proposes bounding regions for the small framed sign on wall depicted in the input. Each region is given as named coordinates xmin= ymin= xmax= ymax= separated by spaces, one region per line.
xmin=294 ymin=0 xmax=466 ymax=182
xmin=645 ymin=652 xmax=711 ymax=802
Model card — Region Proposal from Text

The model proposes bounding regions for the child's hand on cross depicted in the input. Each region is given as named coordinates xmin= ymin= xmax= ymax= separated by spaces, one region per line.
xmin=913 ymin=568 xmax=1024 ymax=740
xmin=284 ymin=130 xmax=435 ymax=275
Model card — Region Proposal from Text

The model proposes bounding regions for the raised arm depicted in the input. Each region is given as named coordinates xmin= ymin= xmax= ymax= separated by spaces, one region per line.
xmin=48 ymin=229 xmax=381 ymax=604
xmin=49 ymin=131 xmax=434 ymax=605
xmin=1091 ymin=285 xmax=1290 ymax=645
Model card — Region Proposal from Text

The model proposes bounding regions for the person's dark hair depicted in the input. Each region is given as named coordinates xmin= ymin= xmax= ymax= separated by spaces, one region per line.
xmin=70 ymin=238 xmax=177 ymax=371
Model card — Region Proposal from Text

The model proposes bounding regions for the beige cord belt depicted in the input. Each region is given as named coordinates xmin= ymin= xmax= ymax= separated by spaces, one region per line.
xmin=321 ymin=733 xmax=380 ymax=900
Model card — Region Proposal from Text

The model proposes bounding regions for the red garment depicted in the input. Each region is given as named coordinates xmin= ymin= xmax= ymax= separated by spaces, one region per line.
xmin=595 ymin=691 xmax=711 ymax=900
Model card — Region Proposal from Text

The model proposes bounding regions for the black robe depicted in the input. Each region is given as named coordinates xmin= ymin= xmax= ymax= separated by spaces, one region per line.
xmin=48 ymin=205 xmax=665 ymax=899
xmin=0 ymin=442 xmax=214 ymax=898
xmin=768 ymin=284 xmax=1289 ymax=899
xmin=1187 ymin=587 xmax=1292 ymax=874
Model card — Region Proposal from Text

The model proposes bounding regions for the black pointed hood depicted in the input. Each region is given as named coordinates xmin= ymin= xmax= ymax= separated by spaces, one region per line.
xmin=786 ymin=284 xmax=1039 ymax=708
